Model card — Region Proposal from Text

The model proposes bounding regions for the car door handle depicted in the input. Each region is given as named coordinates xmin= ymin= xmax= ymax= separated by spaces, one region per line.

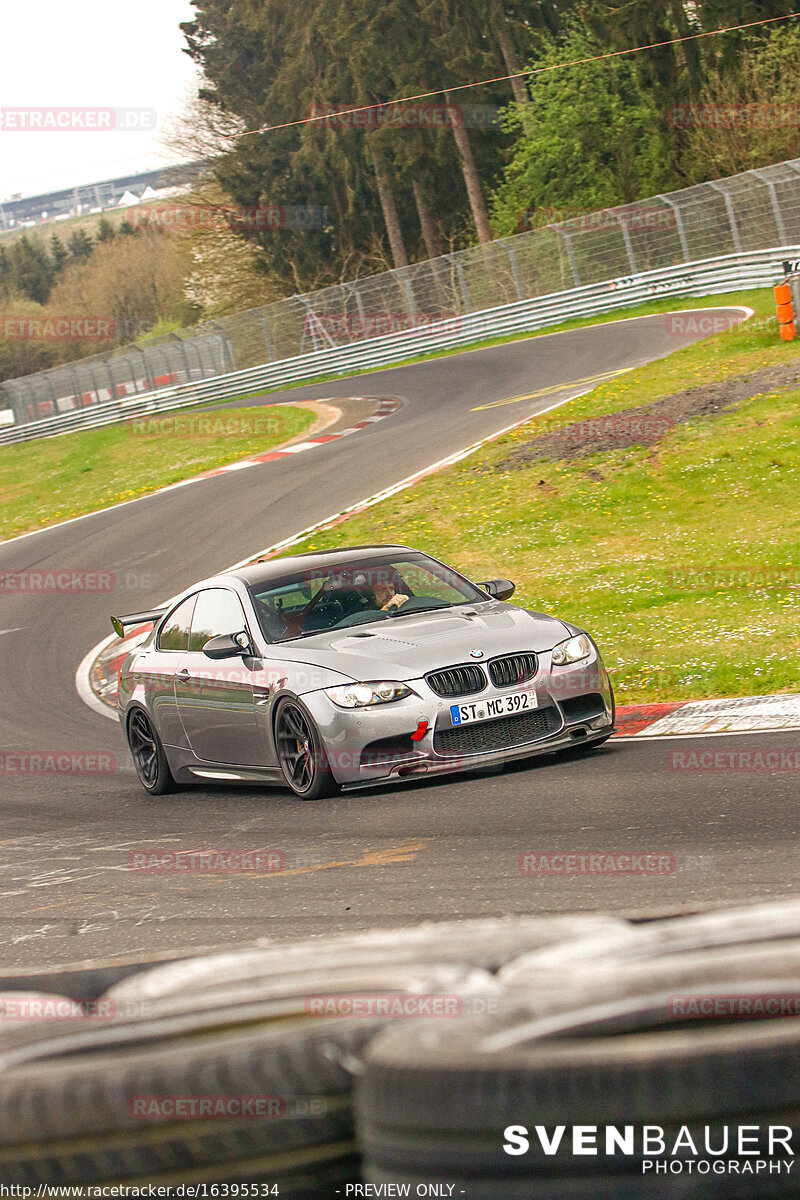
xmin=177 ymin=668 xmax=190 ymax=680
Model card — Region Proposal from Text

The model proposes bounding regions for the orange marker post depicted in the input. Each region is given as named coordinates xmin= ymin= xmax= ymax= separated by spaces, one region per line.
xmin=775 ymin=283 xmax=795 ymax=341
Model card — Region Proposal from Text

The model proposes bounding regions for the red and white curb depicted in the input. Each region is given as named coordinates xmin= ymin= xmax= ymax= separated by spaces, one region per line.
xmin=614 ymin=693 xmax=800 ymax=738
xmin=178 ymin=396 xmax=400 ymax=483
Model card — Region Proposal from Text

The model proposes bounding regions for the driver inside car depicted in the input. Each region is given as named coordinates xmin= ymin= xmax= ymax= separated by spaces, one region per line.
xmin=372 ymin=574 xmax=411 ymax=611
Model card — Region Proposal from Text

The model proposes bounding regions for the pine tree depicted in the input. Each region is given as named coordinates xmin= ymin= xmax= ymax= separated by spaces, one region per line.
xmin=67 ymin=228 xmax=94 ymax=261
xmin=49 ymin=234 xmax=69 ymax=274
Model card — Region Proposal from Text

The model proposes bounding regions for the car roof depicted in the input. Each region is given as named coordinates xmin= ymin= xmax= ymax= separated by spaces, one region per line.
xmin=224 ymin=545 xmax=417 ymax=588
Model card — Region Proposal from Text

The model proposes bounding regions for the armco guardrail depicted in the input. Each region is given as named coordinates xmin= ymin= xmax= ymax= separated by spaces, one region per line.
xmin=5 ymin=156 xmax=800 ymax=430
xmin=0 ymin=245 xmax=793 ymax=446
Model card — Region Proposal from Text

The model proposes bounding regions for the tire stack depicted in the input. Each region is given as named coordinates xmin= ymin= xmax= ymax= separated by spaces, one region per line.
xmin=5 ymin=903 xmax=800 ymax=1196
xmin=357 ymin=899 xmax=800 ymax=1199
xmin=0 ymin=915 xmax=621 ymax=1194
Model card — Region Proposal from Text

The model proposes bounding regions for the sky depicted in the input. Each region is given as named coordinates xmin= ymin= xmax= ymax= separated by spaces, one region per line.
xmin=0 ymin=0 xmax=201 ymax=200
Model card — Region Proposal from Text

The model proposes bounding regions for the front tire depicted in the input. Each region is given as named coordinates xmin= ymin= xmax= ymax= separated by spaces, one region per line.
xmin=127 ymin=707 xmax=176 ymax=796
xmin=275 ymin=698 xmax=337 ymax=800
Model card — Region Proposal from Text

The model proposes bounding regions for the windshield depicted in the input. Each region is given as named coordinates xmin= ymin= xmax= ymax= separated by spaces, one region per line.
xmin=248 ymin=553 xmax=488 ymax=642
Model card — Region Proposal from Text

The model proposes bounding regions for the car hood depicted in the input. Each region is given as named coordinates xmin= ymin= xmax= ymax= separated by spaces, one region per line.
xmin=273 ymin=602 xmax=572 ymax=682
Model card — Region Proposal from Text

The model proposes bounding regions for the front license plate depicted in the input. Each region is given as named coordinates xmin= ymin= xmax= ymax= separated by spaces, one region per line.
xmin=450 ymin=690 xmax=538 ymax=726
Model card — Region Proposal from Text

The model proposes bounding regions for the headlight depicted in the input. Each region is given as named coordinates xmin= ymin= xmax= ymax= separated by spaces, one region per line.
xmin=324 ymin=681 xmax=413 ymax=708
xmin=551 ymin=634 xmax=593 ymax=666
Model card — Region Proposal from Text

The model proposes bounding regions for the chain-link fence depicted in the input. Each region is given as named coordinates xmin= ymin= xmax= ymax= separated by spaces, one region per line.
xmin=4 ymin=158 xmax=800 ymax=428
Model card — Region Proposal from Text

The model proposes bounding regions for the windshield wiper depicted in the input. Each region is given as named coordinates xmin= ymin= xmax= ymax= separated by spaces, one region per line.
xmin=273 ymin=629 xmax=331 ymax=643
xmin=387 ymin=603 xmax=452 ymax=619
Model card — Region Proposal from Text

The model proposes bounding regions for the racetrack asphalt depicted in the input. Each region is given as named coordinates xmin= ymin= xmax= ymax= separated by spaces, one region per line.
xmin=3 ymin=308 xmax=798 ymax=973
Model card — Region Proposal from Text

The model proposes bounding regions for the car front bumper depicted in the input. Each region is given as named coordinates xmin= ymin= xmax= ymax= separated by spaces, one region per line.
xmin=301 ymin=650 xmax=614 ymax=789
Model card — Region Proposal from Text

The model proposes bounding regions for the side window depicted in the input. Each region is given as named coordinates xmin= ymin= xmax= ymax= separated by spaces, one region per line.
xmin=157 ymin=596 xmax=196 ymax=652
xmin=189 ymin=588 xmax=249 ymax=652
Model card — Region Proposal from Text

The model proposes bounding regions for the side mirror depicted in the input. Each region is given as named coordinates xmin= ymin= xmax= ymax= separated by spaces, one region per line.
xmin=478 ymin=578 xmax=515 ymax=602
xmin=203 ymin=631 xmax=251 ymax=659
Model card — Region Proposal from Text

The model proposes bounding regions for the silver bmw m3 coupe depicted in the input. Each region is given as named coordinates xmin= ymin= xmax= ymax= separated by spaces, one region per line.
xmin=114 ymin=545 xmax=615 ymax=799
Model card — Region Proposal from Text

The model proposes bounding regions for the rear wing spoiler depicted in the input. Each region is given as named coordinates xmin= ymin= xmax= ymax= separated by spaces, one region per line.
xmin=110 ymin=609 xmax=167 ymax=639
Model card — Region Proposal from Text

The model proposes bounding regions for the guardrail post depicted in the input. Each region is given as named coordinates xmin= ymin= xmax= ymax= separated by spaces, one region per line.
xmin=399 ymin=271 xmax=418 ymax=317
xmin=615 ymin=214 xmax=637 ymax=274
xmin=130 ymin=346 xmax=151 ymax=394
xmin=88 ymin=361 xmax=106 ymax=406
xmin=167 ymin=332 xmax=192 ymax=383
xmin=45 ymin=372 xmax=60 ymax=415
xmin=252 ymin=313 xmax=275 ymax=362
xmin=207 ymin=321 xmax=236 ymax=373
xmin=351 ymin=280 xmax=367 ymax=322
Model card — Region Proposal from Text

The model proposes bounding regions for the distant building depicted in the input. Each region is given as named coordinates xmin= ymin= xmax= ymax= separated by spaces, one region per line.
xmin=0 ymin=162 xmax=209 ymax=232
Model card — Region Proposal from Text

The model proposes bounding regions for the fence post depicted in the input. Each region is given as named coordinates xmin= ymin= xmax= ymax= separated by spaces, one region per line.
xmin=497 ymin=239 xmax=525 ymax=301
xmin=750 ymin=169 xmax=788 ymax=245
xmin=168 ymin=332 xmax=192 ymax=382
xmin=551 ymin=227 xmax=581 ymax=286
xmin=657 ymin=195 xmax=691 ymax=262
xmin=448 ymin=254 xmax=472 ymax=312
xmin=707 ymin=181 xmax=742 ymax=254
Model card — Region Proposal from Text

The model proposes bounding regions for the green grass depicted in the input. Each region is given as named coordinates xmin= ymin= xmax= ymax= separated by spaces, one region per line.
xmin=278 ymin=286 xmax=800 ymax=704
xmin=0 ymin=405 xmax=315 ymax=540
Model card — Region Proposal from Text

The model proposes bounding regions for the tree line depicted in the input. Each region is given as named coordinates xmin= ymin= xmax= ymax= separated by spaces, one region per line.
xmin=2 ymin=0 xmax=799 ymax=387
xmin=181 ymin=0 xmax=800 ymax=289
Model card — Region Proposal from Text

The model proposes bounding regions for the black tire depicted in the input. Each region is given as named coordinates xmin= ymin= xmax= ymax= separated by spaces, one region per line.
xmin=274 ymin=698 xmax=336 ymax=800
xmin=357 ymin=990 xmax=800 ymax=1194
xmin=0 ymin=1017 xmax=364 ymax=1188
xmin=0 ymin=963 xmax=490 ymax=1188
xmin=126 ymin=707 xmax=176 ymax=796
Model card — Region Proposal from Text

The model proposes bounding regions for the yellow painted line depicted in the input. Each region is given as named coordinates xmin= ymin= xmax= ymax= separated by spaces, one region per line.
xmin=471 ymin=367 xmax=632 ymax=410
xmin=249 ymin=838 xmax=433 ymax=879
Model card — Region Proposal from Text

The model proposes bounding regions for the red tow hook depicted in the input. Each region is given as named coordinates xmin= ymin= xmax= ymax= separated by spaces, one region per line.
xmin=411 ymin=720 xmax=429 ymax=742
